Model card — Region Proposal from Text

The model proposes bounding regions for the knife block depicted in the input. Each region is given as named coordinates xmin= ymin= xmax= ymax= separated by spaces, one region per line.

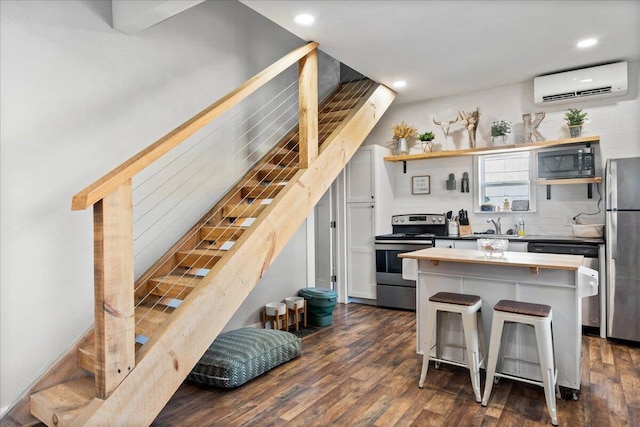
xmin=459 ymin=224 xmax=472 ymax=236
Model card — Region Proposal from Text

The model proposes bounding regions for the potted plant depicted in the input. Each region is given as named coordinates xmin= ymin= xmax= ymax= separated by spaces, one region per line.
xmin=490 ymin=120 xmax=511 ymax=145
xmin=418 ymin=131 xmax=436 ymax=152
xmin=391 ymin=121 xmax=417 ymax=154
xmin=564 ymin=108 xmax=588 ymax=138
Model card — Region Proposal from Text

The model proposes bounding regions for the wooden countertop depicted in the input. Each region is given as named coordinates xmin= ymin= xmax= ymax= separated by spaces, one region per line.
xmin=399 ymin=247 xmax=584 ymax=273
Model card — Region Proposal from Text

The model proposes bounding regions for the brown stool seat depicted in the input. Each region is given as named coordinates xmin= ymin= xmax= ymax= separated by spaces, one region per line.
xmin=429 ymin=292 xmax=481 ymax=306
xmin=494 ymin=299 xmax=551 ymax=317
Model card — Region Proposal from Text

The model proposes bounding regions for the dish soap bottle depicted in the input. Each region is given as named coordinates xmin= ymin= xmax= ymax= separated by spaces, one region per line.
xmin=518 ymin=216 xmax=525 ymax=236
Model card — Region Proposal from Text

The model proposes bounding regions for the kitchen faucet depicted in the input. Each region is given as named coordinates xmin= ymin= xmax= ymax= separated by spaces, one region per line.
xmin=487 ymin=217 xmax=501 ymax=235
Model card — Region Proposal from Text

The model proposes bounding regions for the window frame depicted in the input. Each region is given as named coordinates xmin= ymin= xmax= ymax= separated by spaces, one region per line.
xmin=473 ymin=151 xmax=537 ymax=214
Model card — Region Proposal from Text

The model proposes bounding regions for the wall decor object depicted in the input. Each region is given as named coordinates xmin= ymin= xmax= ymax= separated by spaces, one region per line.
xmin=461 ymin=172 xmax=470 ymax=193
xmin=522 ymin=112 xmax=546 ymax=142
xmin=446 ymin=173 xmax=457 ymax=190
xmin=392 ymin=121 xmax=418 ymax=154
xmin=458 ymin=108 xmax=480 ymax=148
xmin=432 ymin=109 xmax=459 ymax=150
xmin=412 ymin=175 xmax=431 ymax=194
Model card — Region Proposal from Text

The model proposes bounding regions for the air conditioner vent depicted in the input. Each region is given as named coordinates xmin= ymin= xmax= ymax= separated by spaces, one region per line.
xmin=534 ymin=62 xmax=627 ymax=105
xmin=576 ymin=86 xmax=612 ymax=97
xmin=542 ymin=92 xmax=576 ymax=102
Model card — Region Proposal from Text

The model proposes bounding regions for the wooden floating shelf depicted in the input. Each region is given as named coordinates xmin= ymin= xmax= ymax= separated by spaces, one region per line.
xmin=534 ymin=177 xmax=602 ymax=186
xmin=383 ymin=135 xmax=600 ymax=162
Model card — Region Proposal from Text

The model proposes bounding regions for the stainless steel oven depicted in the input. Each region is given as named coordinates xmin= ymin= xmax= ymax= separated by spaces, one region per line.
xmin=375 ymin=214 xmax=447 ymax=310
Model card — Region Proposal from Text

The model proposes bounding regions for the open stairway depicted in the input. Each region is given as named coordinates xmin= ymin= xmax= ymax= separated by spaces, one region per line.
xmin=27 ymin=43 xmax=395 ymax=427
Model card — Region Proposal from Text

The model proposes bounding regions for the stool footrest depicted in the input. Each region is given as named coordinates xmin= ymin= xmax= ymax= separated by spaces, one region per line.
xmin=428 ymin=356 xmax=470 ymax=370
xmin=494 ymin=368 xmax=557 ymax=388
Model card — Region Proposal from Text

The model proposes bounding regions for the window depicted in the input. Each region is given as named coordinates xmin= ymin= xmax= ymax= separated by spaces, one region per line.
xmin=474 ymin=151 xmax=536 ymax=213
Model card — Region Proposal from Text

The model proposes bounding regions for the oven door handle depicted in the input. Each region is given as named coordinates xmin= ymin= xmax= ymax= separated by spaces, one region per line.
xmin=375 ymin=243 xmax=433 ymax=251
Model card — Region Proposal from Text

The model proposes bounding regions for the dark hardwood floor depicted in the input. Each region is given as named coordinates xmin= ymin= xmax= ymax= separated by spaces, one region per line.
xmin=153 ymin=303 xmax=640 ymax=426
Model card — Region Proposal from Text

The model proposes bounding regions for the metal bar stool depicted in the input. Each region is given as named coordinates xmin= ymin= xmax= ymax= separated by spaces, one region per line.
xmin=482 ymin=300 xmax=559 ymax=426
xmin=419 ymin=292 xmax=486 ymax=403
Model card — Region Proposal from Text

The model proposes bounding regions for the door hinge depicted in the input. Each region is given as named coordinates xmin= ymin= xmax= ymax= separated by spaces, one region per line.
xmin=330 ymin=221 xmax=336 ymax=228
xmin=331 ymin=275 xmax=337 ymax=283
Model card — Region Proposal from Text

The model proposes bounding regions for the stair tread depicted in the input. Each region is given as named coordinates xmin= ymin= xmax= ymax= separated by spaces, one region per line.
xmin=149 ymin=273 xmax=202 ymax=285
xmin=31 ymin=376 xmax=95 ymax=426
xmin=257 ymin=166 xmax=298 ymax=182
xmin=175 ymin=248 xmax=222 ymax=269
xmin=148 ymin=274 xmax=201 ymax=299
xmin=241 ymin=183 xmax=286 ymax=199
xmin=200 ymin=224 xmax=247 ymax=241
xmin=222 ymin=202 xmax=267 ymax=218
xmin=135 ymin=303 xmax=173 ymax=338
xmin=77 ymin=345 xmax=95 ymax=375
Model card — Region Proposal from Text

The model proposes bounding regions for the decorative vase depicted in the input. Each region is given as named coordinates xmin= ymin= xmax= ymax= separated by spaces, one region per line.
xmin=569 ymin=125 xmax=582 ymax=138
xmin=492 ymin=134 xmax=508 ymax=145
xmin=397 ymin=138 xmax=409 ymax=155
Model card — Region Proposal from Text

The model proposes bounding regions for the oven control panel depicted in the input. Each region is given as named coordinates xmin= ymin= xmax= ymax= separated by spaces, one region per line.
xmin=392 ymin=214 xmax=446 ymax=225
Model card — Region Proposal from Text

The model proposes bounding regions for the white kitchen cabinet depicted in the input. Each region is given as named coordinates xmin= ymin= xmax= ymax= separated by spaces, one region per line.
xmin=346 ymin=203 xmax=376 ymax=298
xmin=435 ymin=239 xmax=455 ymax=249
xmin=341 ymin=145 xmax=394 ymax=300
xmin=435 ymin=238 xmax=528 ymax=252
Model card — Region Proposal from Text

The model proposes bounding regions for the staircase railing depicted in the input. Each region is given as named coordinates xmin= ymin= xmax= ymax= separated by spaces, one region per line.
xmin=70 ymin=42 xmax=319 ymax=399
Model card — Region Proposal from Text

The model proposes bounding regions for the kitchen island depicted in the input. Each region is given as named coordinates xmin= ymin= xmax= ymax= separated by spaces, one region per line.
xmin=400 ymin=247 xmax=597 ymax=394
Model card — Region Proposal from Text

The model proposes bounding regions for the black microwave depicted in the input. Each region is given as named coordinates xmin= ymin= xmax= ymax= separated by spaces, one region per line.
xmin=537 ymin=146 xmax=595 ymax=179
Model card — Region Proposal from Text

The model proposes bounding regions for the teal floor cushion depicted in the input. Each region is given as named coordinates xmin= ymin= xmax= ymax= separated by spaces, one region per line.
xmin=188 ymin=328 xmax=301 ymax=388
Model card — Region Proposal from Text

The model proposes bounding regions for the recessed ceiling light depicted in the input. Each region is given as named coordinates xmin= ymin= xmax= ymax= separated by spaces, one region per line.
xmin=294 ymin=14 xmax=314 ymax=26
xmin=577 ymin=38 xmax=598 ymax=48
xmin=580 ymin=78 xmax=593 ymax=83
xmin=393 ymin=81 xmax=407 ymax=88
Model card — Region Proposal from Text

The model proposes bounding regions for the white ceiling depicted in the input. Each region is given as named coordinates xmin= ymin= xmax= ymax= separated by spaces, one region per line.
xmin=240 ymin=0 xmax=640 ymax=104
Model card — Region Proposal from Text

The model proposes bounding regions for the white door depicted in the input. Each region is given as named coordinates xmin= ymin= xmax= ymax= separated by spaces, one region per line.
xmin=346 ymin=202 xmax=376 ymax=299
xmin=315 ymin=186 xmax=335 ymax=289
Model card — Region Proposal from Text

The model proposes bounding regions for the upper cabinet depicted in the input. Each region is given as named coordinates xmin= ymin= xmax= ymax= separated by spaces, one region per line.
xmin=345 ymin=144 xmax=395 ymax=234
xmin=346 ymin=148 xmax=375 ymax=202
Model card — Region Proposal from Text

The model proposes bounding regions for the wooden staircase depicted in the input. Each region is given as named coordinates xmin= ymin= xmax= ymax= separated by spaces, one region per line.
xmin=24 ymin=45 xmax=395 ymax=426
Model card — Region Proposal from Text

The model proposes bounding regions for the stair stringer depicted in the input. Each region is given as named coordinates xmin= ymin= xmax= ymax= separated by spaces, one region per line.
xmin=70 ymin=84 xmax=395 ymax=426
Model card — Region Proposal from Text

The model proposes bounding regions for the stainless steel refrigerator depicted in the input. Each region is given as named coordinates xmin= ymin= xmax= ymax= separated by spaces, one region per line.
xmin=605 ymin=157 xmax=640 ymax=342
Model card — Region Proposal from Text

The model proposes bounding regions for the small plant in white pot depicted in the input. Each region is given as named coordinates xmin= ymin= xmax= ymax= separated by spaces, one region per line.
xmin=564 ymin=108 xmax=588 ymax=138
xmin=418 ymin=131 xmax=436 ymax=152
xmin=490 ymin=120 xmax=511 ymax=145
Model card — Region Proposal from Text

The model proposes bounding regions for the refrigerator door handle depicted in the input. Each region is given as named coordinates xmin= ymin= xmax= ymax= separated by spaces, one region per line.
xmin=609 ymin=160 xmax=618 ymax=210
xmin=611 ymin=212 xmax=618 ymax=260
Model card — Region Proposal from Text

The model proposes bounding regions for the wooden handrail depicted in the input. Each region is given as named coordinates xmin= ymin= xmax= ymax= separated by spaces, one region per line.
xmin=71 ymin=41 xmax=319 ymax=211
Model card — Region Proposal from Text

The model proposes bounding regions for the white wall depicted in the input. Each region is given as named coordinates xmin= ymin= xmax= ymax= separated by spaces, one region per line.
xmin=364 ymin=61 xmax=640 ymax=235
xmin=0 ymin=0 xmax=315 ymax=414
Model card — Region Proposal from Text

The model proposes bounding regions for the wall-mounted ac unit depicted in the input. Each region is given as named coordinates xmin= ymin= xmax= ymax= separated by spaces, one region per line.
xmin=534 ymin=62 xmax=628 ymax=105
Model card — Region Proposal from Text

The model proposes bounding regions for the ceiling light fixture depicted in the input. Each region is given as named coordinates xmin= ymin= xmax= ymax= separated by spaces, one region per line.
xmin=576 ymin=38 xmax=598 ymax=48
xmin=294 ymin=14 xmax=314 ymax=26
xmin=393 ymin=81 xmax=407 ymax=88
